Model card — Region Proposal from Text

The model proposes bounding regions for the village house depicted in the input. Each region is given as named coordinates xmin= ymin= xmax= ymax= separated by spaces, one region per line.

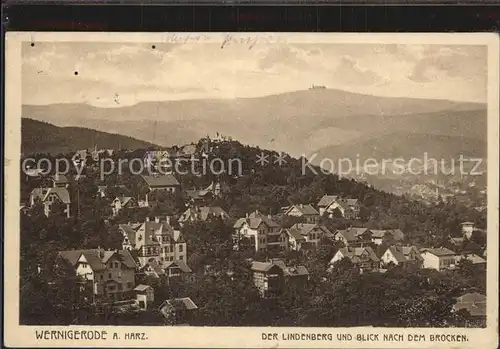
xmin=97 ymin=184 xmax=127 ymax=198
xmin=283 ymin=204 xmax=320 ymax=223
xmin=455 ymin=253 xmax=487 ymax=271
xmin=317 ymin=195 xmax=360 ymax=219
xmin=72 ymin=149 xmax=88 ymax=166
xmin=141 ymin=174 xmax=180 ymax=192
xmin=185 ymin=181 xmax=227 ymax=203
xmin=460 ymin=222 xmax=475 ymax=240
xmin=370 ymin=229 xmax=405 ymax=245
xmin=51 ymin=174 xmax=69 ymax=188
xmin=381 ymin=245 xmax=423 ymax=269
xmin=58 ymin=248 xmax=137 ymax=303
xmin=452 ymin=292 xmax=486 ymax=327
xmin=178 ymin=143 xmax=197 ymax=159
xmin=179 ymin=206 xmax=230 ymax=225
xmin=332 ymin=227 xmax=373 ymax=247
xmin=250 ymin=259 xmax=309 ymax=298
xmin=111 ymin=196 xmax=138 ymax=216
xmin=233 ymin=211 xmax=287 ymax=253
xmin=285 ymin=223 xmax=333 ymax=251
xmin=118 ymin=217 xmax=187 ymax=267
xmin=134 ymin=284 xmax=155 ymax=310
xmin=141 ymin=259 xmax=193 ymax=283
xmin=29 ymin=187 xmax=71 ymax=218
xmin=159 ymin=297 xmax=198 ymax=325
xmin=420 ymin=247 xmax=457 ymax=271
xmin=329 ymin=247 xmax=380 ymax=273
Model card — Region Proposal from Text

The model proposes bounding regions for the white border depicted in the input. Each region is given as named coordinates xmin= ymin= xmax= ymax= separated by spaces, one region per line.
xmin=4 ymin=32 xmax=500 ymax=348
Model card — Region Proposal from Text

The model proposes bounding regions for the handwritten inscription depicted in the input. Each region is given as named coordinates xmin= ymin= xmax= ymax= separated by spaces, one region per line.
xmin=157 ymin=33 xmax=287 ymax=49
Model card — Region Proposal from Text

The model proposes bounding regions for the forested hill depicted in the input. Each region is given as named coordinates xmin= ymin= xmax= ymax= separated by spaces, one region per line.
xmin=21 ymin=118 xmax=157 ymax=155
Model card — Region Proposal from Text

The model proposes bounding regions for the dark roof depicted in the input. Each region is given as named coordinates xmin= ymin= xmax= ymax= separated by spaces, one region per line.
xmin=285 ymin=204 xmax=319 ymax=216
xmin=180 ymin=206 xmax=229 ymax=222
xmin=371 ymin=229 xmax=405 ymax=241
xmin=335 ymin=247 xmax=380 ymax=263
xmin=456 ymin=254 xmax=486 ymax=265
xmin=420 ymin=247 xmax=456 ymax=257
xmin=111 ymin=196 xmax=135 ymax=207
xmin=141 ymin=174 xmax=180 ymax=187
xmin=233 ymin=211 xmax=280 ymax=229
xmin=288 ymin=223 xmax=331 ymax=238
xmin=334 ymin=227 xmax=370 ymax=242
xmin=58 ymin=249 xmax=137 ymax=271
xmin=134 ymin=284 xmax=153 ymax=292
xmin=387 ymin=246 xmax=423 ymax=263
xmin=251 ymin=260 xmax=308 ymax=276
xmin=164 ymin=260 xmax=193 ymax=273
xmin=317 ymin=195 xmax=338 ymax=207
xmin=31 ymin=187 xmax=71 ymax=204
xmin=52 ymin=174 xmax=69 ymax=184
xmin=454 ymin=292 xmax=486 ymax=317
xmin=161 ymin=297 xmax=198 ymax=311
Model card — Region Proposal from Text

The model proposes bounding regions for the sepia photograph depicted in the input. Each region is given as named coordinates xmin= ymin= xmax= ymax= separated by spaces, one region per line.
xmin=4 ymin=32 xmax=499 ymax=348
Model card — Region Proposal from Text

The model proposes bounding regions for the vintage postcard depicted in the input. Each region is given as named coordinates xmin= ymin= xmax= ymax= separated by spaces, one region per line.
xmin=4 ymin=32 xmax=499 ymax=348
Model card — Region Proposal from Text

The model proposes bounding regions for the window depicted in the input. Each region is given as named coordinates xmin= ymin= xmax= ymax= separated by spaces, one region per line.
xmin=179 ymin=245 xmax=183 ymax=252
xmin=118 ymin=283 xmax=123 ymax=291
xmin=100 ymin=274 xmax=104 ymax=281
xmin=108 ymin=285 xmax=116 ymax=291
xmin=127 ymin=282 xmax=133 ymax=289
xmin=179 ymin=255 xmax=183 ymax=261
xmin=108 ymin=273 xmax=112 ymax=279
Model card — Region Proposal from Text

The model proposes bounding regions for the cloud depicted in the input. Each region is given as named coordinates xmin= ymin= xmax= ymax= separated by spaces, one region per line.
xmin=21 ymin=42 xmax=487 ymax=106
xmin=334 ymin=56 xmax=386 ymax=86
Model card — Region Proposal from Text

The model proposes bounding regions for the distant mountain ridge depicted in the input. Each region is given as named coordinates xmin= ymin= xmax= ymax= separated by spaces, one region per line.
xmin=23 ymin=89 xmax=485 ymax=155
xmin=22 ymin=118 xmax=157 ymax=155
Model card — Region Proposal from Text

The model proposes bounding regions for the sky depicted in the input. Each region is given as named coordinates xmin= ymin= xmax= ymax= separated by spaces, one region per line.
xmin=22 ymin=41 xmax=487 ymax=107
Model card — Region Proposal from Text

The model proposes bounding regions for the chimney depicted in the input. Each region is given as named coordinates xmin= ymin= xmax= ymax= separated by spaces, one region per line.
xmin=146 ymin=217 xmax=150 ymax=222
xmin=268 ymin=214 xmax=272 ymax=220
xmin=155 ymin=216 xmax=160 ymax=223
xmin=245 ymin=213 xmax=249 ymax=219
xmin=145 ymin=193 xmax=149 ymax=206
xmin=166 ymin=216 xmax=171 ymax=225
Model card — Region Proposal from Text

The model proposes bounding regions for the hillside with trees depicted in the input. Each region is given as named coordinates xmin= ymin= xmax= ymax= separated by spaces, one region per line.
xmin=21 ymin=118 xmax=157 ymax=155
xmin=19 ymin=138 xmax=487 ymax=326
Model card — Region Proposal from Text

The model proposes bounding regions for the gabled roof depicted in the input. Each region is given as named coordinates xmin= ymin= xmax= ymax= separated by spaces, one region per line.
xmin=288 ymin=223 xmax=331 ymax=237
xmin=335 ymin=247 xmax=380 ymax=264
xmin=31 ymin=187 xmax=71 ymax=204
xmin=134 ymin=284 xmax=153 ymax=292
xmin=386 ymin=245 xmax=423 ymax=263
xmin=58 ymin=249 xmax=136 ymax=271
xmin=164 ymin=260 xmax=193 ymax=273
xmin=454 ymin=292 xmax=486 ymax=317
xmin=285 ymin=228 xmax=307 ymax=242
xmin=180 ymin=206 xmax=229 ymax=222
xmin=285 ymin=204 xmax=319 ymax=216
xmin=456 ymin=254 xmax=486 ymax=265
xmin=233 ymin=211 xmax=280 ymax=229
xmin=371 ymin=229 xmax=405 ymax=241
xmin=52 ymin=174 xmax=69 ymax=184
xmin=251 ymin=260 xmax=308 ymax=276
xmin=251 ymin=261 xmax=283 ymax=273
xmin=272 ymin=260 xmax=309 ymax=277
xmin=334 ymin=227 xmax=370 ymax=242
xmin=141 ymin=174 xmax=180 ymax=187
xmin=317 ymin=195 xmax=338 ymax=207
xmin=344 ymin=198 xmax=359 ymax=206
xmin=111 ymin=196 xmax=135 ymax=207
xmin=160 ymin=298 xmax=198 ymax=312
xmin=420 ymin=247 xmax=456 ymax=257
